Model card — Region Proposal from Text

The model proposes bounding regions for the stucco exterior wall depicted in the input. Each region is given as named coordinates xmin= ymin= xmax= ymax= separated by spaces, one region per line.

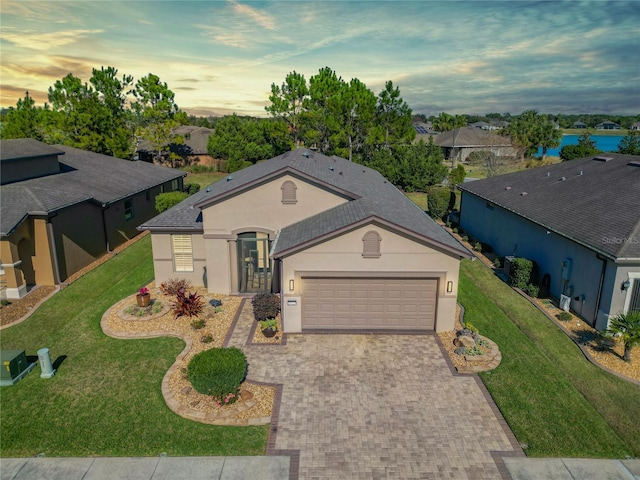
xmin=459 ymin=191 xmax=639 ymax=328
xmin=150 ymin=232 xmax=208 ymax=288
xmin=201 ymin=175 xmax=348 ymax=235
xmin=281 ymin=224 xmax=461 ymax=333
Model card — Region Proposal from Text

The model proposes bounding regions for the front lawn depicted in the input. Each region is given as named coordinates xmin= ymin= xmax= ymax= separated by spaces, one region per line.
xmin=460 ymin=258 xmax=640 ymax=458
xmin=0 ymin=236 xmax=268 ymax=457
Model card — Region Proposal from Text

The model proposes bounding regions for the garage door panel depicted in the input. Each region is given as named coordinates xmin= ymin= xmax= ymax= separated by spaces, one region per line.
xmin=302 ymin=277 xmax=437 ymax=331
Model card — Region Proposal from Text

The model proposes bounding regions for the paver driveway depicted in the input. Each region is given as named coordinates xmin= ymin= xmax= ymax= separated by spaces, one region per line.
xmin=230 ymin=311 xmax=522 ymax=479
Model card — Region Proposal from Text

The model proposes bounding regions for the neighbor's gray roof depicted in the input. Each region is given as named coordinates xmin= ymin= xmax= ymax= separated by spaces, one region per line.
xmin=434 ymin=127 xmax=512 ymax=147
xmin=1 ymin=141 xmax=186 ymax=236
xmin=140 ymin=148 xmax=470 ymax=258
xmin=138 ymin=125 xmax=213 ymax=155
xmin=458 ymin=153 xmax=640 ymax=260
xmin=1 ymin=138 xmax=64 ymax=162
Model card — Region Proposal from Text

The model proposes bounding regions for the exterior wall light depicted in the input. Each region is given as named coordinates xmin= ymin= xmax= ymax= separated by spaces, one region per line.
xmin=289 ymin=279 xmax=295 ymax=291
xmin=622 ymin=279 xmax=631 ymax=291
xmin=447 ymin=281 xmax=454 ymax=293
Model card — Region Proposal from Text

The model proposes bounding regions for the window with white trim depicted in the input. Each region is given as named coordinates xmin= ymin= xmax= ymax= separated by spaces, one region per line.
xmin=172 ymin=235 xmax=194 ymax=272
xmin=362 ymin=230 xmax=381 ymax=258
xmin=281 ymin=180 xmax=297 ymax=204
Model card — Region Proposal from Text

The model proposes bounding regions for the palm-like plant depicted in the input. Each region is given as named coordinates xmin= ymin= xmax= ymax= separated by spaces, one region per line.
xmin=606 ymin=310 xmax=640 ymax=362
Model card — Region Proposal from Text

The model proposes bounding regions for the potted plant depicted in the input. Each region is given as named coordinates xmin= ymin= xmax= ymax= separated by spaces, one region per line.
xmin=260 ymin=319 xmax=278 ymax=338
xmin=136 ymin=287 xmax=151 ymax=307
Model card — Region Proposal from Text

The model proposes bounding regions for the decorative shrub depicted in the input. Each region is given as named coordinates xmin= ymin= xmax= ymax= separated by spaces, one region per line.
xmin=557 ymin=312 xmax=573 ymax=322
xmin=252 ymin=293 xmax=280 ymax=322
xmin=160 ymin=278 xmax=192 ymax=296
xmin=454 ymin=347 xmax=466 ymax=356
xmin=426 ymin=188 xmax=451 ymax=220
xmin=124 ymin=301 xmax=164 ymax=317
xmin=172 ymin=288 xmax=204 ymax=319
xmin=508 ymin=257 xmax=534 ymax=290
xmin=473 ymin=242 xmax=482 ymax=252
xmin=493 ymin=257 xmax=502 ymax=268
xmin=201 ymin=334 xmax=213 ymax=343
xmin=187 ymin=347 xmax=247 ymax=404
xmin=183 ymin=183 xmax=201 ymax=195
xmin=0 ymin=299 xmax=11 ymax=307
xmin=155 ymin=191 xmax=189 ymax=213
xmin=452 ymin=227 xmax=459 ymax=234
xmin=260 ymin=319 xmax=278 ymax=330
xmin=190 ymin=319 xmax=206 ymax=330
xmin=524 ymin=283 xmax=540 ymax=298
xmin=462 ymin=235 xmax=469 ymax=242
xmin=463 ymin=322 xmax=479 ymax=334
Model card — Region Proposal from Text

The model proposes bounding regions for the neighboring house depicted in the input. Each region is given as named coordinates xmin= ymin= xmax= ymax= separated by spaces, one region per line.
xmin=458 ymin=153 xmax=640 ymax=330
xmin=0 ymin=139 xmax=186 ymax=299
xmin=630 ymin=122 xmax=640 ymax=131
xmin=573 ymin=121 xmax=588 ymax=129
xmin=595 ymin=121 xmax=621 ymax=130
xmin=412 ymin=122 xmax=436 ymax=142
xmin=140 ymin=149 xmax=471 ymax=333
xmin=434 ymin=127 xmax=518 ymax=163
xmin=138 ymin=125 xmax=216 ymax=168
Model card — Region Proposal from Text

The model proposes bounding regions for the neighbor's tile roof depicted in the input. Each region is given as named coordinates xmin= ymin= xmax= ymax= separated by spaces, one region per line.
xmin=458 ymin=153 xmax=640 ymax=260
xmin=140 ymin=148 xmax=470 ymax=258
xmin=1 ymin=141 xmax=186 ymax=236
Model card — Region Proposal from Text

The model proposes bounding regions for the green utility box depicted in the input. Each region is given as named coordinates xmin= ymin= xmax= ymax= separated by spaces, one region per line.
xmin=0 ymin=350 xmax=35 ymax=386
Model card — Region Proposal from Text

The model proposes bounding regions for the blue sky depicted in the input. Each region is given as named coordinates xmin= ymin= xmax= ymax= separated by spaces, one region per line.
xmin=1 ymin=0 xmax=639 ymax=117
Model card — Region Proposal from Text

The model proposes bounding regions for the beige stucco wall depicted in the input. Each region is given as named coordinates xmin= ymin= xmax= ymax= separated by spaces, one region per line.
xmin=151 ymin=232 xmax=208 ymax=288
xmin=281 ymin=224 xmax=461 ymax=333
xmin=200 ymin=175 xmax=348 ymax=236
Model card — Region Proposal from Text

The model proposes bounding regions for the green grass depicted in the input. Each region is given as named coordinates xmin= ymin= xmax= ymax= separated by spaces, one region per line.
xmin=184 ymin=171 xmax=226 ymax=190
xmin=459 ymin=259 xmax=640 ymax=458
xmin=405 ymin=191 xmax=428 ymax=211
xmin=0 ymin=236 xmax=268 ymax=457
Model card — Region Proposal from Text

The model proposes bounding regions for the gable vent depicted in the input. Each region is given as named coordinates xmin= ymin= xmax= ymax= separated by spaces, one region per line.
xmin=628 ymin=161 xmax=640 ymax=167
xmin=593 ymin=156 xmax=613 ymax=162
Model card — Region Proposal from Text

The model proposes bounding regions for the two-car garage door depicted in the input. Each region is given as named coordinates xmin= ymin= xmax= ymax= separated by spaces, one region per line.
xmin=301 ymin=277 xmax=437 ymax=331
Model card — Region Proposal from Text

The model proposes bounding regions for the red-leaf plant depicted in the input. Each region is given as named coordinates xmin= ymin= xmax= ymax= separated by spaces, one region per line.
xmin=172 ymin=288 xmax=204 ymax=319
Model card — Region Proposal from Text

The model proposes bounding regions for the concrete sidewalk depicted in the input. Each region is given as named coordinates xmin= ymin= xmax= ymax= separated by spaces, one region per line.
xmin=2 ymin=456 xmax=639 ymax=479
xmin=0 ymin=456 xmax=290 ymax=480
xmin=504 ymin=457 xmax=640 ymax=480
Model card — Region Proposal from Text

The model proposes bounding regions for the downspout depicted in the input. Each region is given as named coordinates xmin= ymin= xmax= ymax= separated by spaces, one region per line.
xmin=101 ymin=204 xmax=111 ymax=253
xmin=46 ymin=221 xmax=62 ymax=284
xmin=593 ymin=253 xmax=607 ymax=326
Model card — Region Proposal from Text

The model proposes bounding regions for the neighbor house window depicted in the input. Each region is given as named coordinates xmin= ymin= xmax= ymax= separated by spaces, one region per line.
xmin=171 ymin=179 xmax=179 ymax=191
xmin=124 ymin=199 xmax=134 ymax=220
xmin=281 ymin=180 xmax=297 ymax=204
xmin=362 ymin=230 xmax=381 ymax=258
xmin=172 ymin=235 xmax=193 ymax=272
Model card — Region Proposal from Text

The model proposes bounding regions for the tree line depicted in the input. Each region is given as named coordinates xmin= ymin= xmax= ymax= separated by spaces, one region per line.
xmin=1 ymin=67 xmax=185 ymax=161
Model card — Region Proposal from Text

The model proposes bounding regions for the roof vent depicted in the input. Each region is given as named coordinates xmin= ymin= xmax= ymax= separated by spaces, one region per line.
xmin=628 ymin=161 xmax=640 ymax=167
xmin=560 ymin=176 xmax=566 ymax=181
xmin=520 ymin=192 xmax=528 ymax=196
xmin=578 ymin=170 xmax=583 ymax=176
xmin=226 ymin=175 xmax=233 ymax=182
xmin=339 ymin=172 xmax=343 ymax=175
xmin=505 ymin=186 xmax=511 ymax=190
xmin=329 ymin=166 xmax=334 ymax=171
xmin=545 ymin=172 xmax=550 ymax=177
xmin=206 ymin=187 xmax=211 ymax=192
xmin=593 ymin=156 xmax=613 ymax=162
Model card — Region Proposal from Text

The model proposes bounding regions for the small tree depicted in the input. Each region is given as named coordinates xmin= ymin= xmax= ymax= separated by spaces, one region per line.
xmin=606 ymin=311 xmax=640 ymax=363
xmin=427 ymin=188 xmax=451 ymax=220
xmin=448 ymin=164 xmax=466 ymax=189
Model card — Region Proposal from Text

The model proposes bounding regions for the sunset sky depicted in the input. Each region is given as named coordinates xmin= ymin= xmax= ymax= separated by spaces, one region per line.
xmin=1 ymin=0 xmax=639 ymax=117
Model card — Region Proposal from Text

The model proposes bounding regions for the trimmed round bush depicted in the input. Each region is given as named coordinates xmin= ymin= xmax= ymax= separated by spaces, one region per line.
xmin=187 ymin=347 xmax=247 ymax=402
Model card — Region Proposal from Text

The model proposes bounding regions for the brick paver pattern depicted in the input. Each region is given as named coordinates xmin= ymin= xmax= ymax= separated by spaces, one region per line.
xmin=230 ymin=304 xmax=520 ymax=479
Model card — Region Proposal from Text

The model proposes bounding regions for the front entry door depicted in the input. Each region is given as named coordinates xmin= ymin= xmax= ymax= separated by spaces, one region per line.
xmin=237 ymin=232 xmax=271 ymax=293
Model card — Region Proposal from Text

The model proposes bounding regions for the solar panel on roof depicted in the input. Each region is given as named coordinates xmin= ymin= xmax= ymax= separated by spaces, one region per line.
xmin=414 ymin=126 xmax=428 ymax=134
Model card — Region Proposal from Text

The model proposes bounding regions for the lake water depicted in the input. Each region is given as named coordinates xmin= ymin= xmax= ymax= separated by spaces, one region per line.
xmin=537 ymin=135 xmax=624 ymax=157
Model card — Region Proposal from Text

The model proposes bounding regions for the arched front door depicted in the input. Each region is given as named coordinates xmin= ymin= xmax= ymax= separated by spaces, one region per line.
xmin=237 ymin=232 xmax=271 ymax=293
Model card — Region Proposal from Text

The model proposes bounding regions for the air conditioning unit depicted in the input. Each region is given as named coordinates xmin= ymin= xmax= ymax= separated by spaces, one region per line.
xmin=504 ymin=256 xmax=515 ymax=278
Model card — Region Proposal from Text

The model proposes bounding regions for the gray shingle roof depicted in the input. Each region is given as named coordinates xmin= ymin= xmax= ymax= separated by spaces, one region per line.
xmin=140 ymin=149 xmax=470 ymax=258
xmin=434 ymin=127 xmax=512 ymax=147
xmin=0 ymin=138 xmax=64 ymax=162
xmin=1 ymin=140 xmax=186 ymax=236
xmin=458 ymin=153 xmax=640 ymax=260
